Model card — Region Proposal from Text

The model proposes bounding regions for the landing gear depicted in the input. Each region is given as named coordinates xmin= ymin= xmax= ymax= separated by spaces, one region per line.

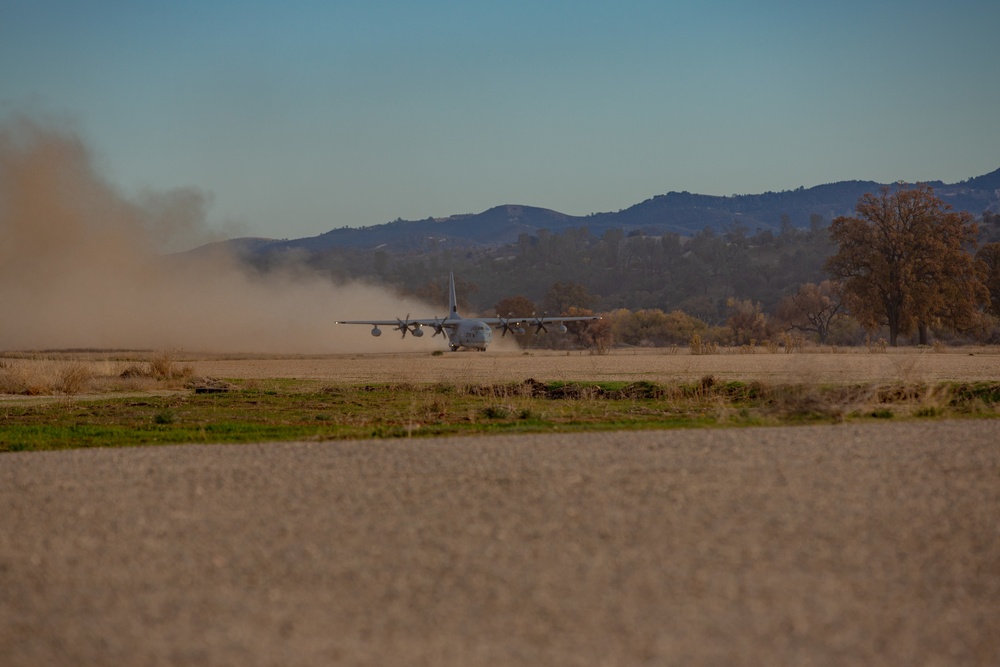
xmin=450 ymin=344 xmax=459 ymax=352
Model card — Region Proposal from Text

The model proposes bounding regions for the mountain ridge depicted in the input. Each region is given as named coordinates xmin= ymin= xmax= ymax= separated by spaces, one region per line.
xmin=211 ymin=168 xmax=1000 ymax=256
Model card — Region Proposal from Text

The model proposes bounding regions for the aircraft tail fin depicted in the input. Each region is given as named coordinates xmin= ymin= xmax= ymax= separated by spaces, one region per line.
xmin=449 ymin=272 xmax=459 ymax=316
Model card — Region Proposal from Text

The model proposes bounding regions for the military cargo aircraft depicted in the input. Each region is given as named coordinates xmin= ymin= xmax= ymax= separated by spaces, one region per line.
xmin=336 ymin=273 xmax=600 ymax=351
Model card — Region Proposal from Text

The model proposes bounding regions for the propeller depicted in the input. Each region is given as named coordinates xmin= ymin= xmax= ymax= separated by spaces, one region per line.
xmin=394 ymin=314 xmax=412 ymax=338
xmin=496 ymin=313 xmax=518 ymax=337
xmin=531 ymin=312 xmax=549 ymax=335
xmin=430 ymin=317 xmax=446 ymax=338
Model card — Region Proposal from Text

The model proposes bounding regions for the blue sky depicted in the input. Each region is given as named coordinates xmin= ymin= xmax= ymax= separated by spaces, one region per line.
xmin=3 ymin=0 xmax=999 ymax=240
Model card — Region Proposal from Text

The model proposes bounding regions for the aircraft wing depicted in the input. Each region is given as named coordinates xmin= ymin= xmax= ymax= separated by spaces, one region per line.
xmin=336 ymin=318 xmax=456 ymax=328
xmin=334 ymin=318 xmax=448 ymax=327
xmin=335 ymin=316 xmax=457 ymax=339
xmin=477 ymin=315 xmax=601 ymax=325
xmin=478 ymin=314 xmax=601 ymax=335
xmin=475 ymin=315 xmax=601 ymax=326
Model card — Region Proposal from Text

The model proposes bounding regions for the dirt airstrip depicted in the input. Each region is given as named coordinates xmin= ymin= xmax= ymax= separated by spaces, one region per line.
xmin=2 ymin=348 xmax=1000 ymax=666
xmin=182 ymin=346 xmax=1000 ymax=385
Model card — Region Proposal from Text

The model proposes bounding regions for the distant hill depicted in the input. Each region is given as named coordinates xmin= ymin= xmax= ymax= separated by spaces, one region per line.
xmin=209 ymin=168 xmax=1000 ymax=255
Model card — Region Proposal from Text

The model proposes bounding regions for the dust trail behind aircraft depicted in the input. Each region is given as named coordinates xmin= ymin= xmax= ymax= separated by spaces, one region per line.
xmin=0 ymin=115 xmax=436 ymax=353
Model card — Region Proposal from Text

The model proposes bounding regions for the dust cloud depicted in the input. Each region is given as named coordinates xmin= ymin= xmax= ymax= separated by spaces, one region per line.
xmin=0 ymin=115 xmax=440 ymax=354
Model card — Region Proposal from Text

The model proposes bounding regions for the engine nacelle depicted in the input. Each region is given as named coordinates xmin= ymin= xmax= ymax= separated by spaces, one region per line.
xmin=411 ymin=326 xmax=424 ymax=337
xmin=557 ymin=324 xmax=568 ymax=334
xmin=371 ymin=326 xmax=382 ymax=337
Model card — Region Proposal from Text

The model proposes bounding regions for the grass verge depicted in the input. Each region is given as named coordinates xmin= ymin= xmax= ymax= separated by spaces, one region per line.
xmin=2 ymin=377 xmax=998 ymax=452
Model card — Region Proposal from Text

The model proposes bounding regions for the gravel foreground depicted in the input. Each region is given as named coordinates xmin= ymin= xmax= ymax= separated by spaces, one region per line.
xmin=2 ymin=421 xmax=999 ymax=666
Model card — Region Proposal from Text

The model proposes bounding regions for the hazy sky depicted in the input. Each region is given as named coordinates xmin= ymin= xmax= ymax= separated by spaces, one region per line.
xmin=3 ymin=0 xmax=998 ymax=240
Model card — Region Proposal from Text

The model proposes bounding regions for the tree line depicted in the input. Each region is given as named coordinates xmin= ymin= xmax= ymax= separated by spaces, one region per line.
xmin=246 ymin=185 xmax=1000 ymax=348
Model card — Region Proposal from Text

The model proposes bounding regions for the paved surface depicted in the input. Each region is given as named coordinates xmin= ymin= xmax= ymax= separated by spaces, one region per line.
xmin=2 ymin=421 xmax=1000 ymax=666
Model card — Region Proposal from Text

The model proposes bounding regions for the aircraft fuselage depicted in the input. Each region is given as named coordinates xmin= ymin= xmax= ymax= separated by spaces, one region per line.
xmin=447 ymin=319 xmax=493 ymax=352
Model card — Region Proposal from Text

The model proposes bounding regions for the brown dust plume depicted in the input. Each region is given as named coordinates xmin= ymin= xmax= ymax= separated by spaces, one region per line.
xmin=0 ymin=116 xmax=439 ymax=353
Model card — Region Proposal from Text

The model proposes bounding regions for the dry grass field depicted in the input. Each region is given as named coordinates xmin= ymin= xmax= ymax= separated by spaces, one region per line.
xmin=6 ymin=345 xmax=1000 ymax=390
xmin=2 ymin=347 xmax=1000 ymax=665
